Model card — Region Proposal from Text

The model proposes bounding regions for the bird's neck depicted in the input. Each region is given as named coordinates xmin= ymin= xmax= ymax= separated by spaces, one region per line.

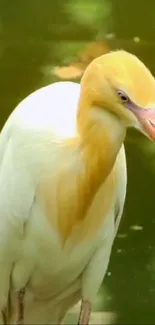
xmin=38 ymin=98 xmax=126 ymax=243
xmin=54 ymin=102 xmax=126 ymax=242
xmin=77 ymin=100 xmax=126 ymax=191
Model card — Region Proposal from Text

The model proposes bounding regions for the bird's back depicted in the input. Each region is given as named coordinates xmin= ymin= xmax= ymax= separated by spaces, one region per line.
xmin=9 ymin=81 xmax=80 ymax=138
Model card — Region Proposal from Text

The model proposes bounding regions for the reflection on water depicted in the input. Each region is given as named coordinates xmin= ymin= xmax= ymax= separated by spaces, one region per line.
xmin=1 ymin=0 xmax=155 ymax=323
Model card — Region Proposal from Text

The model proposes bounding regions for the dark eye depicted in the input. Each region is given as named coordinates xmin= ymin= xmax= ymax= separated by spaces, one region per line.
xmin=117 ymin=90 xmax=129 ymax=103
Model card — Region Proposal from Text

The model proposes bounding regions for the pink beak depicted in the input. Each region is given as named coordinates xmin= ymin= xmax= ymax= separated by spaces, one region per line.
xmin=134 ymin=108 xmax=155 ymax=141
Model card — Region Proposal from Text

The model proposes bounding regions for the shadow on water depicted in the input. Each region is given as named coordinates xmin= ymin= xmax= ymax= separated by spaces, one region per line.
xmin=1 ymin=0 xmax=155 ymax=323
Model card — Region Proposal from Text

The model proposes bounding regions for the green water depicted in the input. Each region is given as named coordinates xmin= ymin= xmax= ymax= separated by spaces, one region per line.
xmin=1 ymin=0 xmax=155 ymax=323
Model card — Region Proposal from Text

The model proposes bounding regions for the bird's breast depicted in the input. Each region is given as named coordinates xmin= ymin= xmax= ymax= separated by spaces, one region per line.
xmin=11 ymin=171 xmax=116 ymax=299
xmin=36 ymin=151 xmax=116 ymax=244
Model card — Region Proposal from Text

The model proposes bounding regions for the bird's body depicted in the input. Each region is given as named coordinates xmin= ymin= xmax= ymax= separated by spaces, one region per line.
xmin=0 ymin=50 xmax=155 ymax=324
xmin=0 ymin=82 xmax=126 ymax=324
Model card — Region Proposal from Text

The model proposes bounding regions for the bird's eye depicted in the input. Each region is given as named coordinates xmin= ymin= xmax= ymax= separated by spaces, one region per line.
xmin=117 ymin=90 xmax=129 ymax=103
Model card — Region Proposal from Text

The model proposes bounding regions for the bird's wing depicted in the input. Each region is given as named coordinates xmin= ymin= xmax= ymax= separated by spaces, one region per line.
xmin=0 ymin=124 xmax=36 ymax=310
xmin=0 ymin=81 xmax=81 ymax=310
xmin=0 ymin=81 xmax=81 ymax=229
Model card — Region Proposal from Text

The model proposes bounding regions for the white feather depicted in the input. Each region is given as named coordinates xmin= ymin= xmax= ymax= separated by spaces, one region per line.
xmin=0 ymin=81 xmax=127 ymax=324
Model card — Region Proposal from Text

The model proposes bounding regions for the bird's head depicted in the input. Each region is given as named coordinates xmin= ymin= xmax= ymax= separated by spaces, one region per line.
xmin=79 ymin=50 xmax=155 ymax=141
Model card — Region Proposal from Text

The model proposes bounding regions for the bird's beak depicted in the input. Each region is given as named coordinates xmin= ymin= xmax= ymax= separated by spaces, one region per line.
xmin=134 ymin=108 xmax=155 ymax=141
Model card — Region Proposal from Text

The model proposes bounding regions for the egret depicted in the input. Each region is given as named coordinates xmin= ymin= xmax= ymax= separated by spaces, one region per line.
xmin=0 ymin=50 xmax=155 ymax=324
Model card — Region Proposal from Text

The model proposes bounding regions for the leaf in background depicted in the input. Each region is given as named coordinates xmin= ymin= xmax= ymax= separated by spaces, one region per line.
xmin=53 ymin=40 xmax=110 ymax=80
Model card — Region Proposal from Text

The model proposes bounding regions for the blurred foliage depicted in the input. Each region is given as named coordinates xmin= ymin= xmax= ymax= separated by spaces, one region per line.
xmin=65 ymin=0 xmax=111 ymax=37
xmin=53 ymin=40 xmax=110 ymax=80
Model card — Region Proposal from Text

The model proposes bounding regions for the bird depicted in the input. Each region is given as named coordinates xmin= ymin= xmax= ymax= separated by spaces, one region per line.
xmin=0 ymin=50 xmax=155 ymax=325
